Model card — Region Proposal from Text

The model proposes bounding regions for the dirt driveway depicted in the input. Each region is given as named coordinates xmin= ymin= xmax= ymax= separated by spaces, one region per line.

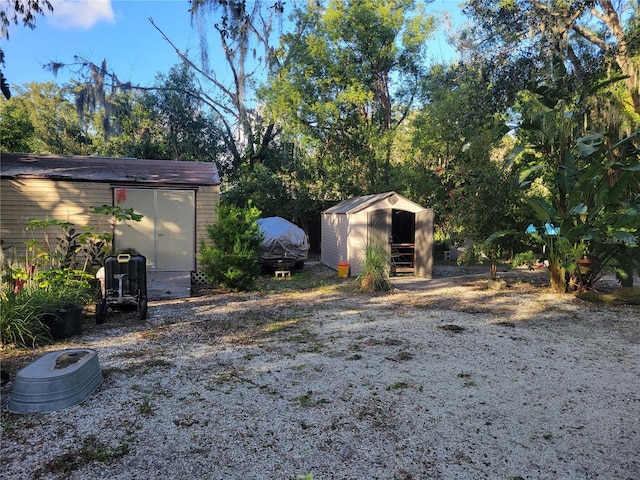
xmin=1 ymin=264 xmax=639 ymax=479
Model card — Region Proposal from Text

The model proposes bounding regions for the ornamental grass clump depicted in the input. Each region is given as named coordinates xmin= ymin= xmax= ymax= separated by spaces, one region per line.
xmin=0 ymin=283 xmax=53 ymax=347
xmin=1 ymin=270 xmax=92 ymax=347
xmin=359 ymin=241 xmax=392 ymax=293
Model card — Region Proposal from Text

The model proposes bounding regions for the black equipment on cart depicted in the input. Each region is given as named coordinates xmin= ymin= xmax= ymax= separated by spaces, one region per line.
xmin=96 ymin=253 xmax=148 ymax=324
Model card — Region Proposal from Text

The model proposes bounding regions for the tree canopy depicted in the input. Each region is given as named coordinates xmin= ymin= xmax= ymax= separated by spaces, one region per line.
xmin=2 ymin=0 xmax=638 ymax=287
xmin=262 ymin=0 xmax=437 ymax=197
xmin=0 ymin=0 xmax=54 ymax=99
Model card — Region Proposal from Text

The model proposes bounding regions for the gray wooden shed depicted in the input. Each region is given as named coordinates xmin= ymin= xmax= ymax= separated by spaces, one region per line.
xmin=321 ymin=192 xmax=434 ymax=277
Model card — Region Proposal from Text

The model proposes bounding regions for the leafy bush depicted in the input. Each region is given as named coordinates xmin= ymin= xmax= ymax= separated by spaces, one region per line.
xmin=200 ymin=203 xmax=264 ymax=291
xmin=359 ymin=241 xmax=392 ymax=293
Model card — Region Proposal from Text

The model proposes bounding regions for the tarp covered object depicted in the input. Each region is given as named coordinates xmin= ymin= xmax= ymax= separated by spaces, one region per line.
xmin=257 ymin=217 xmax=308 ymax=267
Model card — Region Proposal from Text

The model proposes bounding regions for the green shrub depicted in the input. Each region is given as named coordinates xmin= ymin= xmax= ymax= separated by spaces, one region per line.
xmin=199 ymin=203 xmax=264 ymax=291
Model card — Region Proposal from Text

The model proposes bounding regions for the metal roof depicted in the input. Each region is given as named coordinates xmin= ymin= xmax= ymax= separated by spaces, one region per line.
xmin=1 ymin=153 xmax=221 ymax=186
xmin=322 ymin=192 xmax=426 ymax=214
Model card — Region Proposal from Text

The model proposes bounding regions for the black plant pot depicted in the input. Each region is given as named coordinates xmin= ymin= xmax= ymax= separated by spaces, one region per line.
xmin=43 ymin=306 xmax=83 ymax=339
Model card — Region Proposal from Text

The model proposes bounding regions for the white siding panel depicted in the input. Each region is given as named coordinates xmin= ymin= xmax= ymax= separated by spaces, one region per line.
xmin=321 ymin=213 xmax=339 ymax=269
xmin=347 ymin=211 xmax=370 ymax=275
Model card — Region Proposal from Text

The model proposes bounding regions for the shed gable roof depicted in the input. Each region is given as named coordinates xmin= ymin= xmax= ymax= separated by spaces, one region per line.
xmin=322 ymin=191 xmax=426 ymax=214
xmin=1 ymin=153 xmax=221 ymax=186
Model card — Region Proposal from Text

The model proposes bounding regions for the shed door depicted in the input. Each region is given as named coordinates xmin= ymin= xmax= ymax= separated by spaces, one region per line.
xmin=114 ymin=188 xmax=195 ymax=272
xmin=368 ymin=209 xmax=391 ymax=253
xmin=415 ymin=209 xmax=434 ymax=278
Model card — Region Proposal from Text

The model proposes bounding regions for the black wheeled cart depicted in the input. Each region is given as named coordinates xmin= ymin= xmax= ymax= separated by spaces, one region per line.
xmin=96 ymin=253 xmax=148 ymax=324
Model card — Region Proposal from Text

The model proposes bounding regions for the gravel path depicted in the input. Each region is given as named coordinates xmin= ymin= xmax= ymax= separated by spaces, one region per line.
xmin=1 ymin=265 xmax=639 ymax=479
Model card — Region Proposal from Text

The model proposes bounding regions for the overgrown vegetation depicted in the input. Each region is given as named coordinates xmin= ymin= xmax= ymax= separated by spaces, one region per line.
xmin=504 ymin=74 xmax=640 ymax=292
xmin=2 ymin=0 xmax=638 ymax=293
xmin=0 ymin=206 xmax=141 ymax=347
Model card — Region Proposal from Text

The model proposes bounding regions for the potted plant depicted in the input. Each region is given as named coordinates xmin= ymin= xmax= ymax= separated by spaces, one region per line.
xmin=1 ymin=267 xmax=92 ymax=346
xmin=577 ymin=255 xmax=597 ymax=275
xmin=35 ymin=268 xmax=92 ymax=339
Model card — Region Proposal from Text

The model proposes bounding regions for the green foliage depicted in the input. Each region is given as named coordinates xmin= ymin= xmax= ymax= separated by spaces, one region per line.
xmin=463 ymin=0 xmax=640 ymax=117
xmin=223 ymin=164 xmax=293 ymax=217
xmin=199 ymin=203 xmax=264 ymax=291
xmin=262 ymin=0 xmax=436 ymax=197
xmin=89 ymin=205 xmax=143 ymax=223
xmin=100 ymin=91 xmax=166 ymax=159
xmin=407 ymin=63 xmax=520 ymax=242
xmin=0 ymin=82 xmax=88 ymax=154
xmin=358 ymin=240 xmax=392 ymax=293
xmin=509 ymin=250 xmax=537 ymax=270
xmin=0 ymin=205 xmax=143 ymax=347
xmin=0 ymin=99 xmax=34 ymax=151
xmin=0 ymin=284 xmax=52 ymax=347
xmin=32 ymin=268 xmax=93 ymax=304
xmin=0 ymin=68 xmax=223 ymax=159
xmin=1 ymin=266 xmax=91 ymax=348
xmin=128 ymin=64 xmax=221 ymax=161
xmin=516 ymin=76 xmax=640 ymax=291
xmin=449 ymin=138 xmax=530 ymax=279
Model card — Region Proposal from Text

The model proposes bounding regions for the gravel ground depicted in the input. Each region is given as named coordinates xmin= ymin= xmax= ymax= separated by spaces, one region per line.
xmin=1 ymin=264 xmax=639 ymax=480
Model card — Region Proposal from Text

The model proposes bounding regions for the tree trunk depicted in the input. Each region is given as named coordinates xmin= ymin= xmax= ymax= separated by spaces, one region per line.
xmin=549 ymin=262 xmax=567 ymax=293
xmin=490 ymin=260 xmax=497 ymax=281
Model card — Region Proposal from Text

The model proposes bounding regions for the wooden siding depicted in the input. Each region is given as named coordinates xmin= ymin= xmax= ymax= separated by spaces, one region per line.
xmin=1 ymin=178 xmax=221 ymax=273
xmin=1 ymin=178 xmax=112 ymax=262
xmin=195 ymin=185 xmax=219 ymax=270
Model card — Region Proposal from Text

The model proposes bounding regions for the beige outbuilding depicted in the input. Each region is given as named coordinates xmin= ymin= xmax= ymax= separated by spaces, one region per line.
xmin=1 ymin=153 xmax=220 ymax=298
xmin=321 ymin=192 xmax=434 ymax=278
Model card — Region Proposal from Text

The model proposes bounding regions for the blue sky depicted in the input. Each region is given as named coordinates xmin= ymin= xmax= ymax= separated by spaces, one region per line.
xmin=4 ymin=0 xmax=465 ymax=91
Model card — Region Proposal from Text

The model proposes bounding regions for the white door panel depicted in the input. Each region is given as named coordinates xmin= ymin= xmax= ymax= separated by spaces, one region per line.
xmin=114 ymin=188 xmax=195 ymax=272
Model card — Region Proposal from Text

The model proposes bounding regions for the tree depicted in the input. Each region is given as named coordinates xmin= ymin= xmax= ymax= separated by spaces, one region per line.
xmin=448 ymin=141 xmax=528 ymax=280
xmin=199 ymin=203 xmax=264 ymax=291
xmin=45 ymin=60 xmax=224 ymax=160
xmin=48 ymin=1 xmax=286 ymax=175
xmin=160 ymin=0 xmax=288 ymax=174
xmin=463 ymin=0 xmax=640 ymax=116
xmin=139 ymin=64 xmax=222 ymax=162
xmin=0 ymin=96 xmax=34 ymax=152
xmin=262 ymin=0 xmax=436 ymax=198
xmin=399 ymin=61 xmax=518 ymax=245
xmin=386 ymin=110 xmax=446 ymax=213
xmin=0 ymin=0 xmax=54 ymax=99
xmin=0 ymin=82 xmax=87 ymax=154
xmin=515 ymin=74 xmax=640 ymax=292
xmin=101 ymin=90 xmax=166 ymax=159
